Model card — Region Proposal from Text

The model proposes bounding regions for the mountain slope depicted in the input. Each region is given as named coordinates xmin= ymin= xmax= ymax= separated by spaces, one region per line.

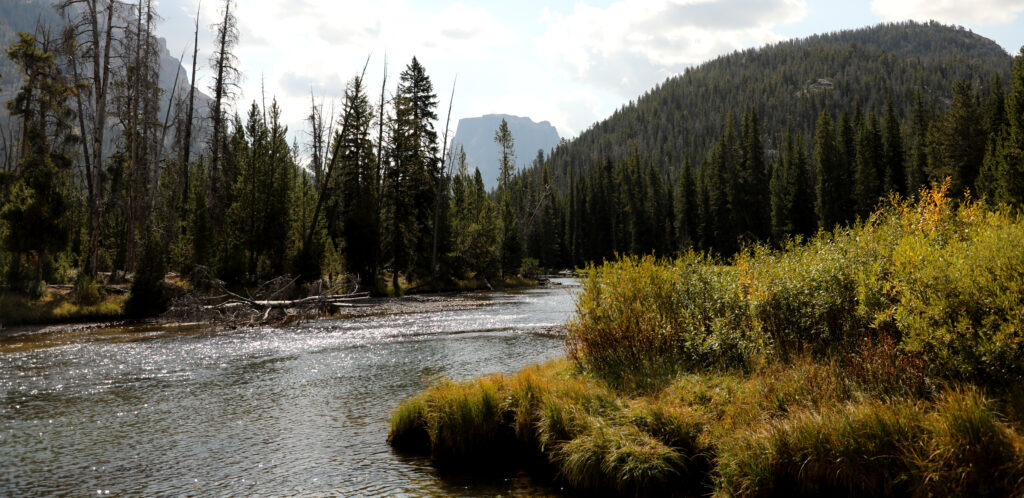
xmin=539 ymin=21 xmax=1015 ymax=188
xmin=0 ymin=0 xmax=211 ymax=144
xmin=450 ymin=114 xmax=560 ymax=189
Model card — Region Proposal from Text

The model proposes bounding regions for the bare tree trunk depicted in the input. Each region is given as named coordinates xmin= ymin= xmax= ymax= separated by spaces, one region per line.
xmin=182 ymin=1 xmax=200 ymax=207
xmin=430 ymin=77 xmax=456 ymax=277
xmin=126 ymin=0 xmax=144 ymax=273
xmin=62 ymin=0 xmax=122 ymax=278
xmin=376 ymin=56 xmax=387 ymax=284
xmin=210 ymin=0 xmax=232 ymax=200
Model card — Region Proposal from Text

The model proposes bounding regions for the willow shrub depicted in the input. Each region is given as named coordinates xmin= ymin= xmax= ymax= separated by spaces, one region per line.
xmin=567 ymin=182 xmax=1024 ymax=389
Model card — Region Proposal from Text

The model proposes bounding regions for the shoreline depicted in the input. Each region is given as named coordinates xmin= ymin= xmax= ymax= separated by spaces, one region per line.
xmin=0 ymin=280 xmax=570 ymax=351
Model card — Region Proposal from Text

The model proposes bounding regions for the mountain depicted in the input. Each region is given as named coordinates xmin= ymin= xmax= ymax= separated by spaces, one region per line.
xmin=0 ymin=0 xmax=211 ymax=147
xmin=450 ymin=114 xmax=560 ymax=189
xmin=536 ymin=21 xmax=1015 ymax=189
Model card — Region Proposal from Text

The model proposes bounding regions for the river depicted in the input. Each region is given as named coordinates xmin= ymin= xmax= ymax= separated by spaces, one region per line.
xmin=0 ymin=279 xmax=580 ymax=496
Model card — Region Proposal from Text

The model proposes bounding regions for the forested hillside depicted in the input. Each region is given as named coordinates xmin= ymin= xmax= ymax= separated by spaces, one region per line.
xmin=542 ymin=21 xmax=1012 ymax=184
xmin=507 ymin=21 xmax=1024 ymax=269
xmin=2 ymin=10 xmax=1023 ymax=318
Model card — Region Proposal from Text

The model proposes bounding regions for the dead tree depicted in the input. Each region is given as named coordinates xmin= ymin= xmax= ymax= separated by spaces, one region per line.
xmin=59 ymin=0 xmax=129 ymax=277
xmin=181 ymin=1 xmax=200 ymax=207
xmin=207 ymin=0 xmax=240 ymax=213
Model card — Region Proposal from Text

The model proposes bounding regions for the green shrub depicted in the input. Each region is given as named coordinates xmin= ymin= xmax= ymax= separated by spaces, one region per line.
xmin=73 ymin=273 xmax=103 ymax=306
xmin=519 ymin=257 xmax=541 ymax=278
xmin=567 ymin=183 xmax=1024 ymax=388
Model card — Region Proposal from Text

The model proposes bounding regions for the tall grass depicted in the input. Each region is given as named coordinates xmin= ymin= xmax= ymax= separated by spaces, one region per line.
xmin=716 ymin=388 xmax=1024 ymax=497
xmin=0 ymin=292 xmax=126 ymax=326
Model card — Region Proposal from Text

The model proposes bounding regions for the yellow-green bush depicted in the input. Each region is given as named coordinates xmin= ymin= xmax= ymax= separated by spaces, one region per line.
xmin=567 ymin=183 xmax=1024 ymax=388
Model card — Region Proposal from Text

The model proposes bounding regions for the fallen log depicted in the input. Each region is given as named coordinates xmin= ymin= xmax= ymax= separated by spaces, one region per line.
xmin=206 ymin=292 xmax=371 ymax=311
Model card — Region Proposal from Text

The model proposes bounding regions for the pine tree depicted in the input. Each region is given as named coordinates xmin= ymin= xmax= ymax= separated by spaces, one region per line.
xmin=882 ymin=93 xmax=906 ymax=196
xmin=930 ymin=80 xmax=985 ymax=195
xmin=836 ymin=110 xmax=856 ymax=223
xmin=337 ymin=75 xmax=379 ymax=290
xmin=997 ymin=48 xmax=1024 ymax=206
xmin=736 ymin=109 xmax=770 ymax=240
xmin=906 ymin=90 xmax=933 ymax=194
xmin=815 ymin=110 xmax=845 ymax=229
xmin=674 ymin=158 xmax=697 ymax=250
xmin=2 ymin=33 xmax=74 ymax=291
xmin=854 ymin=111 xmax=884 ymax=216
xmin=791 ymin=134 xmax=817 ymax=238
xmin=771 ymin=132 xmax=796 ymax=240
xmin=208 ymin=0 xmax=241 ymax=216
xmin=388 ymin=57 xmax=439 ymax=283
xmin=495 ymin=118 xmax=521 ymax=277
xmin=125 ymin=223 xmax=167 ymax=317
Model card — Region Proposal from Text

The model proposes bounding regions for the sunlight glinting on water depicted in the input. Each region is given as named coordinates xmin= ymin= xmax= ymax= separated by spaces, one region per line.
xmin=1 ymin=281 xmax=579 ymax=496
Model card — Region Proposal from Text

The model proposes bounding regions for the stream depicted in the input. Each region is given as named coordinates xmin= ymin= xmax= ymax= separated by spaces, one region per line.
xmin=0 ymin=279 xmax=580 ymax=496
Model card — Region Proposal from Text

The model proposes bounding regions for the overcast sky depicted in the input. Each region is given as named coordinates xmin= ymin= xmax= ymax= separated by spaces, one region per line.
xmin=152 ymin=0 xmax=1024 ymax=146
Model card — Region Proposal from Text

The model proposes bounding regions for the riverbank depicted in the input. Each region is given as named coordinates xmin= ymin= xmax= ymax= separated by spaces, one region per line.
xmin=1 ymin=275 xmax=555 ymax=337
xmin=0 ymin=291 xmax=128 ymax=328
xmin=389 ymin=357 xmax=1024 ymax=497
xmin=388 ymin=189 xmax=1024 ymax=496
xmin=0 ymin=280 xmax=569 ymax=353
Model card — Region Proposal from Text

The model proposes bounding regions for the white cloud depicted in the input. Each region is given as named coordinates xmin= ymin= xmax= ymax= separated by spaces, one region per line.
xmin=536 ymin=0 xmax=807 ymax=97
xmin=870 ymin=0 xmax=1024 ymax=25
xmin=159 ymin=0 xmax=516 ymax=156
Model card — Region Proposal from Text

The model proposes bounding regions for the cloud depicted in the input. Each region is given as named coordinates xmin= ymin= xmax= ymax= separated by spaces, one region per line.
xmin=536 ymin=0 xmax=807 ymax=97
xmin=279 ymin=72 xmax=347 ymax=98
xmin=870 ymin=0 xmax=1024 ymax=25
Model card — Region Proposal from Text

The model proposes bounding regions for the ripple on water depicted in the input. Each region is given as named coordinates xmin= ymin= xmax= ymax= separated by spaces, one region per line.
xmin=1 ymin=283 xmax=578 ymax=495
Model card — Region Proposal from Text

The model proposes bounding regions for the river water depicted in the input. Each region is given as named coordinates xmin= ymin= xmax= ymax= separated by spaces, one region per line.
xmin=1 ymin=279 xmax=579 ymax=496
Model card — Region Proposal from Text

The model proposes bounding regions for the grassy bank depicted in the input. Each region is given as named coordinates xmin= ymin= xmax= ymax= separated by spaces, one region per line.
xmin=0 ymin=292 xmax=126 ymax=327
xmin=389 ymin=184 xmax=1024 ymax=496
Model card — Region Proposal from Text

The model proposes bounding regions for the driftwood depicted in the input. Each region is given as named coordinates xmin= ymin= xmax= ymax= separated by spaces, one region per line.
xmin=163 ymin=271 xmax=370 ymax=326
xmin=205 ymin=292 xmax=371 ymax=311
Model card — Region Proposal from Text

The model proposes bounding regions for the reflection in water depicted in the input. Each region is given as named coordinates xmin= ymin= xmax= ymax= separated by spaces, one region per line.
xmin=0 ymin=280 xmax=579 ymax=496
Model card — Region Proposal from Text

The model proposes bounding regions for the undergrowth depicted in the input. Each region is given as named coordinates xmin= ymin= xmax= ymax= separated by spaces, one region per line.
xmin=389 ymin=183 xmax=1024 ymax=496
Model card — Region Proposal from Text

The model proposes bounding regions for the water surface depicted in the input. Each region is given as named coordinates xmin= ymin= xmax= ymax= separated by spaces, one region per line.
xmin=1 ymin=280 xmax=579 ymax=496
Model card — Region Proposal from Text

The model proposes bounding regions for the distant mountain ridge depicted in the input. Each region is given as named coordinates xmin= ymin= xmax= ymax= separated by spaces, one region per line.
xmin=0 ymin=0 xmax=211 ymax=146
xmin=534 ymin=21 xmax=1016 ymax=188
xmin=450 ymin=114 xmax=560 ymax=189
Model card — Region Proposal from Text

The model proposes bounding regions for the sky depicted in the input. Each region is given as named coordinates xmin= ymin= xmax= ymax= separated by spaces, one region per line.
xmin=151 ymin=0 xmax=1024 ymax=148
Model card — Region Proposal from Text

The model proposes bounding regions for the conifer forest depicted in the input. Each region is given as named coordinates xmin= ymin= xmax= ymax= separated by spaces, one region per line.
xmin=0 ymin=4 xmax=1023 ymax=314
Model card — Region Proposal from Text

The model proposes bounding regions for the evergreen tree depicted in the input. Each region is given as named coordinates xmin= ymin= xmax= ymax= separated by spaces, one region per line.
xmin=736 ymin=109 xmax=770 ymax=240
xmin=386 ymin=57 xmax=439 ymax=286
xmin=791 ymin=134 xmax=817 ymax=238
xmin=815 ymin=110 xmax=845 ymax=229
xmin=836 ymin=110 xmax=856 ymax=223
xmin=906 ymin=90 xmax=933 ymax=193
xmin=996 ymin=48 xmax=1024 ymax=206
xmin=854 ymin=111 xmax=884 ymax=216
xmin=882 ymin=93 xmax=906 ymax=196
xmin=674 ymin=159 xmax=697 ymax=250
xmin=449 ymin=149 xmax=499 ymax=278
xmin=771 ymin=132 xmax=796 ymax=240
xmin=337 ymin=75 xmax=380 ymax=290
xmin=495 ymin=118 xmax=521 ymax=277
xmin=930 ymin=80 xmax=985 ymax=195
xmin=985 ymin=74 xmax=1008 ymax=137
xmin=2 ymin=33 xmax=74 ymax=291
